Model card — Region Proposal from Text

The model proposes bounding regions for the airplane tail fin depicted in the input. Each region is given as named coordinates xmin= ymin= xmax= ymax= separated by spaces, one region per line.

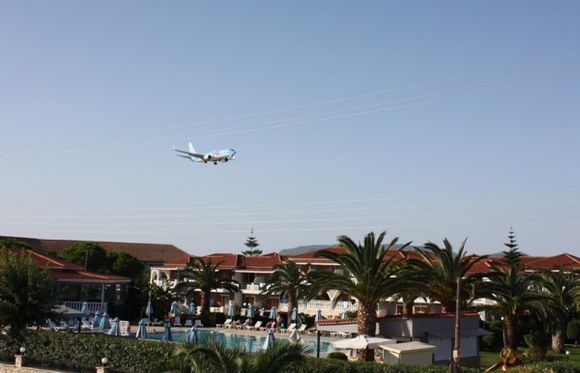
xmin=188 ymin=143 xmax=196 ymax=154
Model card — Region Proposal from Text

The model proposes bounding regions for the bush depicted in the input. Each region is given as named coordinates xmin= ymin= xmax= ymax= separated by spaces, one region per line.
xmin=326 ymin=352 xmax=348 ymax=361
xmin=508 ymin=361 xmax=580 ymax=373
xmin=524 ymin=331 xmax=548 ymax=361
xmin=482 ymin=334 xmax=499 ymax=351
xmin=281 ymin=358 xmax=481 ymax=373
xmin=0 ymin=331 xmax=175 ymax=372
xmin=567 ymin=320 xmax=580 ymax=346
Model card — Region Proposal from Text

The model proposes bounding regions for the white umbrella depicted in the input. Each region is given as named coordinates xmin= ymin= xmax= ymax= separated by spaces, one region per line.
xmin=162 ymin=322 xmax=173 ymax=342
xmin=314 ymin=309 xmax=322 ymax=322
xmin=145 ymin=300 xmax=153 ymax=320
xmin=263 ymin=329 xmax=275 ymax=350
xmin=108 ymin=317 xmax=121 ymax=336
xmin=80 ymin=302 xmax=89 ymax=317
xmin=99 ymin=312 xmax=110 ymax=330
xmin=169 ymin=301 xmax=178 ymax=315
xmin=93 ymin=311 xmax=102 ymax=329
xmin=227 ymin=300 xmax=235 ymax=317
xmin=288 ymin=328 xmax=301 ymax=344
xmin=290 ymin=307 xmax=298 ymax=321
xmin=268 ymin=306 xmax=277 ymax=319
xmin=247 ymin=304 xmax=255 ymax=319
xmin=186 ymin=325 xmax=199 ymax=344
xmin=136 ymin=319 xmax=148 ymax=339
xmin=332 ymin=335 xmax=395 ymax=350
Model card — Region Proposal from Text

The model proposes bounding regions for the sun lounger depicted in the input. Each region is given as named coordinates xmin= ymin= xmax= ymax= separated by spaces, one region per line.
xmin=282 ymin=323 xmax=296 ymax=333
xmin=47 ymin=319 xmax=67 ymax=332
xmin=246 ymin=320 xmax=262 ymax=331
xmin=296 ymin=324 xmax=307 ymax=334
xmin=120 ymin=320 xmax=130 ymax=336
xmin=174 ymin=316 xmax=181 ymax=326
xmin=194 ymin=319 xmax=203 ymax=327
xmin=151 ymin=319 xmax=163 ymax=326
xmin=184 ymin=319 xmax=193 ymax=327
xmin=217 ymin=318 xmax=232 ymax=328
xmin=81 ymin=319 xmax=92 ymax=331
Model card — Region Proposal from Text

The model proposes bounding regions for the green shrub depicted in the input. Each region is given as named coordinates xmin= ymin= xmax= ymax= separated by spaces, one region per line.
xmin=567 ymin=320 xmax=580 ymax=346
xmin=0 ymin=331 xmax=175 ymax=372
xmin=508 ymin=360 xmax=580 ymax=373
xmin=524 ymin=331 xmax=548 ymax=361
xmin=326 ymin=352 xmax=348 ymax=361
xmin=281 ymin=358 xmax=481 ymax=373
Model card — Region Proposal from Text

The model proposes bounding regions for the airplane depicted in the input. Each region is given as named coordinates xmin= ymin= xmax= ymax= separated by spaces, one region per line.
xmin=173 ymin=143 xmax=236 ymax=165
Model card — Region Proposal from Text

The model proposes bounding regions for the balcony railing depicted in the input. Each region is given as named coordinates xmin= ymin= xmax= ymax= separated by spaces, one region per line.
xmin=240 ymin=283 xmax=266 ymax=293
xmin=60 ymin=301 xmax=106 ymax=313
xmin=278 ymin=300 xmax=358 ymax=315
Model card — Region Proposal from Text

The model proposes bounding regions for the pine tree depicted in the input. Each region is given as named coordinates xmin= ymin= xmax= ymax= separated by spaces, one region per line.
xmin=502 ymin=227 xmax=522 ymax=269
xmin=242 ymin=229 xmax=262 ymax=256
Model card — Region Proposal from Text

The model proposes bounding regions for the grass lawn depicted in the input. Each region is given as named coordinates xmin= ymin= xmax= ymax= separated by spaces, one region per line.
xmin=480 ymin=346 xmax=580 ymax=369
xmin=480 ymin=351 xmax=501 ymax=370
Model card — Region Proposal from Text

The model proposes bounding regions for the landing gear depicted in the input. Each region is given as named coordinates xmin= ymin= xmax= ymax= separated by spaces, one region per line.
xmin=214 ymin=162 xmax=218 ymax=165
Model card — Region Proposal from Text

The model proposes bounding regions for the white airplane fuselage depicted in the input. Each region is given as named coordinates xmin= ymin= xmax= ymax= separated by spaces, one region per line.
xmin=174 ymin=143 xmax=236 ymax=165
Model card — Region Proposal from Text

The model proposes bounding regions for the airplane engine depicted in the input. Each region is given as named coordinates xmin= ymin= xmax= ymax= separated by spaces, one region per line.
xmin=204 ymin=154 xmax=212 ymax=162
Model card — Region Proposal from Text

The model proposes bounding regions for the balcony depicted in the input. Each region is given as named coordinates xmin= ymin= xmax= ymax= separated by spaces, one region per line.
xmin=278 ymin=300 xmax=358 ymax=316
xmin=153 ymin=279 xmax=179 ymax=290
xmin=59 ymin=301 xmax=106 ymax=314
xmin=240 ymin=283 xmax=266 ymax=294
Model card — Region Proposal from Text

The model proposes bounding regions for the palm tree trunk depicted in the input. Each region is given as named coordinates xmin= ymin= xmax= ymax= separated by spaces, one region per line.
xmin=357 ymin=302 xmax=377 ymax=361
xmin=288 ymin=292 xmax=297 ymax=318
xmin=503 ymin=315 xmax=518 ymax=349
xmin=551 ymin=328 xmax=565 ymax=354
xmin=201 ymin=290 xmax=211 ymax=321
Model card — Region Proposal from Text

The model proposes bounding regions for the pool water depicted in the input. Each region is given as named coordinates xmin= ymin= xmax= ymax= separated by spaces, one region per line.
xmin=147 ymin=330 xmax=336 ymax=354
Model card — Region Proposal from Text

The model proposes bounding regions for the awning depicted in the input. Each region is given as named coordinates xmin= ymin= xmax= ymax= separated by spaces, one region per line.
xmin=427 ymin=328 xmax=492 ymax=339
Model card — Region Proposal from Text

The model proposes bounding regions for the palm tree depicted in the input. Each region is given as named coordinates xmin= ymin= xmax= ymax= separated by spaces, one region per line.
xmin=478 ymin=249 xmax=546 ymax=349
xmin=173 ymin=258 xmax=239 ymax=322
xmin=166 ymin=340 xmax=308 ymax=373
xmin=538 ymin=269 xmax=580 ymax=353
xmin=404 ymin=239 xmax=487 ymax=312
xmin=262 ymin=261 xmax=309 ymax=316
xmin=305 ymin=231 xmax=410 ymax=361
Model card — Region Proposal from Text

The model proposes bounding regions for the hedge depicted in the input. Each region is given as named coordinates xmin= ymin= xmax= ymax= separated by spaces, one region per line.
xmin=0 ymin=331 xmax=175 ymax=372
xmin=2 ymin=331 xmax=579 ymax=373
xmin=280 ymin=359 xmax=480 ymax=373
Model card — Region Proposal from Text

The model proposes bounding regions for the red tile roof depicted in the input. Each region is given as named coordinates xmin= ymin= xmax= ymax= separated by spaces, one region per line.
xmin=522 ymin=253 xmax=580 ymax=270
xmin=16 ymin=250 xmax=131 ymax=283
xmin=242 ymin=254 xmax=284 ymax=269
xmin=2 ymin=236 xmax=191 ymax=264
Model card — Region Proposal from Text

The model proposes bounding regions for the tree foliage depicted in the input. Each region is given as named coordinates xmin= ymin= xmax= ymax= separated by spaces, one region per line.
xmin=61 ymin=242 xmax=108 ymax=272
xmin=477 ymin=236 xmax=546 ymax=349
xmin=167 ymin=340 xmax=308 ymax=373
xmin=539 ymin=269 xmax=580 ymax=353
xmin=173 ymin=258 xmax=239 ymax=322
xmin=242 ymin=229 xmax=262 ymax=256
xmin=305 ymin=231 xmax=410 ymax=361
xmin=403 ymin=239 xmax=486 ymax=312
xmin=0 ymin=250 xmax=57 ymax=338
xmin=263 ymin=261 xmax=309 ymax=315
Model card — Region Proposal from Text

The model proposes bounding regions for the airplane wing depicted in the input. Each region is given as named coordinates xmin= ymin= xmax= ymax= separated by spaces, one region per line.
xmin=173 ymin=147 xmax=205 ymax=159
xmin=176 ymin=154 xmax=204 ymax=162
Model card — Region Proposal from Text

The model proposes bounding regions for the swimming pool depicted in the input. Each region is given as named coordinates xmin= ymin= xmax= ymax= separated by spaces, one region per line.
xmin=147 ymin=330 xmax=337 ymax=354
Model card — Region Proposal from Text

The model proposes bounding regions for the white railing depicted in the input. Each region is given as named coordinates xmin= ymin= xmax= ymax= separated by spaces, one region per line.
xmin=60 ymin=301 xmax=106 ymax=313
xmin=278 ymin=300 xmax=358 ymax=315
xmin=153 ymin=279 xmax=179 ymax=289
xmin=241 ymin=283 xmax=265 ymax=293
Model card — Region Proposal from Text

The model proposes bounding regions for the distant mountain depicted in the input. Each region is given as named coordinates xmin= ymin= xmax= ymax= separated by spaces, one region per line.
xmin=279 ymin=245 xmax=333 ymax=256
xmin=279 ymin=243 xmax=412 ymax=256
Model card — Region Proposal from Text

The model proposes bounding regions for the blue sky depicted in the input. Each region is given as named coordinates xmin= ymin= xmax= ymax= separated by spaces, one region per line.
xmin=1 ymin=1 xmax=579 ymax=256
